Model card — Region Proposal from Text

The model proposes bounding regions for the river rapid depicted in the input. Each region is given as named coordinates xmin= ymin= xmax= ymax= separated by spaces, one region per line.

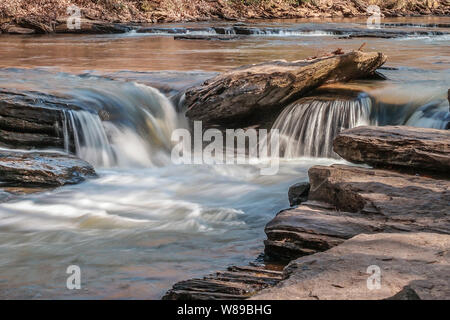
xmin=0 ymin=17 xmax=449 ymax=299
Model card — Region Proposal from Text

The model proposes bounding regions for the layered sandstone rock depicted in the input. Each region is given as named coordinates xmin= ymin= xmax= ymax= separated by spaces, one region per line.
xmin=0 ymin=90 xmax=77 ymax=150
xmin=333 ymin=126 xmax=450 ymax=174
xmin=254 ymin=232 xmax=450 ymax=300
xmin=265 ymin=164 xmax=450 ymax=261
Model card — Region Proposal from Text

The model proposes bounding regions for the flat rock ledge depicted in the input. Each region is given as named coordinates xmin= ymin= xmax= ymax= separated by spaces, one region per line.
xmin=253 ymin=232 xmax=450 ymax=300
xmin=260 ymin=125 xmax=450 ymax=300
xmin=265 ymin=164 xmax=450 ymax=261
xmin=162 ymin=265 xmax=284 ymax=300
xmin=184 ymin=51 xmax=386 ymax=126
xmin=164 ymin=124 xmax=450 ymax=299
xmin=0 ymin=150 xmax=96 ymax=187
xmin=333 ymin=126 xmax=450 ymax=175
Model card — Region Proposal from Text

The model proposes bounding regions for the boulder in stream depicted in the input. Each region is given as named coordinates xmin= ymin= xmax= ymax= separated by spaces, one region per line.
xmin=0 ymin=150 xmax=96 ymax=187
xmin=287 ymin=182 xmax=310 ymax=207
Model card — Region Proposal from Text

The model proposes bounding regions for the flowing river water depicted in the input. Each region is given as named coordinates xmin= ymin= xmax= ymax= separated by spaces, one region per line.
xmin=0 ymin=17 xmax=449 ymax=299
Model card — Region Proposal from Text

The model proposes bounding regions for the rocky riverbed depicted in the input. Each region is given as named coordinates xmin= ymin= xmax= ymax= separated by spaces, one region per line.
xmin=164 ymin=125 xmax=450 ymax=300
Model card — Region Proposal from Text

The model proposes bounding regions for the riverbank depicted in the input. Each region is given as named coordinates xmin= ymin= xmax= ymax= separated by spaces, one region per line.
xmin=1 ymin=0 xmax=449 ymax=34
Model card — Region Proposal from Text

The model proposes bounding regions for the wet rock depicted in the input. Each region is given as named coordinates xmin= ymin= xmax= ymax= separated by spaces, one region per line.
xmin=288 ymin=182 xmax=310 ymax=206
xmin=185 ymin=51 xmax=386 ymax=126
xmin=0 ymin=150 xmax=96 ymax=187
xmin=254 ymin=233 xmax=450 ymax=300
xmin=212 ymin=26 xmax=234 ymax=34
xmin=233 ymin=26 xmax=258 ymax=35
xmin=0 ymin=90 xmax=78 ymax=150
xmin=264 ymin=164 xmax=450 ymax=261
xmin=333 ymin=126 xmax=450 ymax=174
xmin=163 ymin=265 xmax=284 ymax=300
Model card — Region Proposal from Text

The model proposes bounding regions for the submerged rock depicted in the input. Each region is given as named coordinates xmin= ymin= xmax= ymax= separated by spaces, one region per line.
xmin=254 ymin=233 xmax=450 ymax=300
xmin=264 ymin=164 xmax=450 ymax=261
xmin=184 ymin=51 xmax=386 ymax=126
xmin=333 ymin=126 xmax=450 ymax=174
xmin=0 ymin=150 xmax=96 ymax=187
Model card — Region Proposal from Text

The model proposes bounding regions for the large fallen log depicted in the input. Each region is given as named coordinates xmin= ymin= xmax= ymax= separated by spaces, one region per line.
xmin=184 ymin=51 xmax=386 ymax=125
xmin=255 ymin=232 xmax=450 ymax=300
xmin=333 ymin=126 xmax=450 ymax=174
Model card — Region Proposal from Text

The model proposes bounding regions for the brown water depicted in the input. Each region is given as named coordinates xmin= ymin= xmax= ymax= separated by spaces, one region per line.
xmin=0 ymin=17 xmax=449 ymax=72
xmin=0 ymin=17 xmax=449 ymax=300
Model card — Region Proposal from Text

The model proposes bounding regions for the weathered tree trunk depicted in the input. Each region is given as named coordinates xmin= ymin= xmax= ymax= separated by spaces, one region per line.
xmin=184 ymin=51 xmax=386 ymax=125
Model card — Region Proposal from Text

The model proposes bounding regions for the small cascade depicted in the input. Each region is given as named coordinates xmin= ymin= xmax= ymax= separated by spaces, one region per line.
xmin=273 ymin=95 xmax=372 ymax=159
xmin=63 ymin=110 xmax=115 ymax=167
xmin=369 ymin=85 xmax=450 ymax=129
xmin=60 ymin=81 xmax=184 ymax=168
xmin=405 ymin=100 xmax=450 ymax=129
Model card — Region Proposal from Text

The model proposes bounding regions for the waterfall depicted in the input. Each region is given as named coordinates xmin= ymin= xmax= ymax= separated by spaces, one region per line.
xmin=271 ymin=88 xmax=449 ymax=160
xmin=272 ymin=95 xmax=373 ymax=159
xmin=63 ymin=110 xmax=117 ymax=167
xmin=405 ymin=99 xmax=450 ymax=129
xmin=61 ymin=82 xmax=184 ymax=168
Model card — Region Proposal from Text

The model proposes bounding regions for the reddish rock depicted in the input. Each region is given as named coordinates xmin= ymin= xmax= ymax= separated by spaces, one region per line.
xmin=333 ymin=126 xmax=450 ymax=174
xmin=0 ymin=150 xmax=96 ymax=187
xmin=254 ymin=233 xmax=450 ymax=300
